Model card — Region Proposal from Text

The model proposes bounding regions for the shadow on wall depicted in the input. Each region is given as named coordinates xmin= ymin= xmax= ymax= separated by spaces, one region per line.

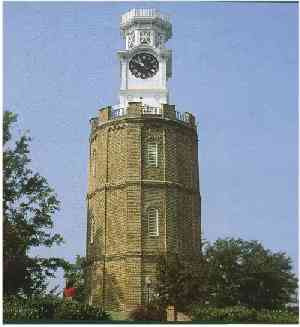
xmin=94 ymin=226 xmax=104 ymax=256
xmin=87 ymin=210 xmax=124 ymax=310
xmin=94 ymin=272 xmax=124 ymax=311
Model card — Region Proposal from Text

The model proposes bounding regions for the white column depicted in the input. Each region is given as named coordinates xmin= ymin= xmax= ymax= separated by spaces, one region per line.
xmin=120 ymin=59 xmax=127 ymax=90
xmin=135 ymin=29 xmax=139 ymax=46
xmin=159 ymin=58 xmax=167 ymax=89
xmin=150 ymin=30 xmax=155 ymax=47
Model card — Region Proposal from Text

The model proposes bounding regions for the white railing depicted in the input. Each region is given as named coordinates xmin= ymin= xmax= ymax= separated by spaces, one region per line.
xmin=142 ymin=106 xmax=161 ymax=115
xmin=110 ymin=106 xmax=126 ymax=119
xmin=90 ymin=117 xmax=99 ymax=129
xmin=121 ymin=8 xmax=170 ymax=25
xmin=108 ymin=105 xmax=191 ymax=124
xmin=176 ymin=111 xmax=189 ymax=123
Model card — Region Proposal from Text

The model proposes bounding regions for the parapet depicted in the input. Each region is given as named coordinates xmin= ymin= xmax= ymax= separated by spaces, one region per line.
xmin=120 ymin=9 xmax=172 ymax=40
xmin=90 ymin=102 xmax=196 ymax=133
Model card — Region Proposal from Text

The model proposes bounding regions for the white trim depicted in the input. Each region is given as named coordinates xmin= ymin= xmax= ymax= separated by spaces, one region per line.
xmin=92 ymin=150 xmax=96 ymax=177
xmin=147 ymin=143 xmax=158 ymax=167
xmin=148 ymin=208 xmax=159 ymax=237
xmin=90 ymin=216 xmax=95 ymax=244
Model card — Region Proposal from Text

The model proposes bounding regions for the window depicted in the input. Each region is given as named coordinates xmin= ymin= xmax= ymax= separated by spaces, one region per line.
xmin=92 ymin=150 xmax=96 ymax=177
xmin=140 ymin=30 xmax=151 ymax=45
xmin=155 ymin=32 xmax=164 ymax=48
xmin=148 ymin=208 xmax=159 ymax=237
xmin=147 ymin=143 xmax=158 ymax=167
xmin=127 ymin=31 xmax=135 ymax=49
xmin=90 ymin=216 xmax=95 ymax=244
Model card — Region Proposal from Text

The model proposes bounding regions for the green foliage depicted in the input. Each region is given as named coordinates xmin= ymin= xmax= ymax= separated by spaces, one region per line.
xmin=128 ymin=305 xmax=163 ymax=321
xmin=154 ymin=254 xmax=209 ymax=313
xmin=191 ymin=306 xmax=258 ymax=322
xmin=53 ymin=301 xmax=111 ymax=321
xmin=152 ymin=239 xmax=297 ymax=317
xmin=3 ymin=111 xmax=67 ymax=296
xmin=256 ymin=308 xmax=299 ymax=323
xmin=203 ymin=238 xmax=298 ymax=309
xmin=63 ymin=255 xmax=86 ymax=302
xmin=3 ymin=296 xmax=111 ymax=321
xmin=4 ymin=296 xmax=61 ymax=320
xmin=191 ymin=305 xmax=298 ymax=323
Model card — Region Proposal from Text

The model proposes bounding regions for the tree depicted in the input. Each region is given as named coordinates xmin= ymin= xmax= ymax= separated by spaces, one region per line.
xmin=3 ymin=111 xmax=66 ymax=296
xmin=63 ymin=255 xmax=86 ymax=302
xmin=203 ymin=238 xmax=298 ymax=310
xmin=153 ymin=254 xmax=209 ymax=319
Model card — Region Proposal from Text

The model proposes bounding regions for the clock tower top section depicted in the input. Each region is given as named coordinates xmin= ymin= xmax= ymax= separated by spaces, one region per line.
xmin=120 ymin=8 xmax=172 ymax=50
xmin=117 ymin=9 xmax=172 ymax=108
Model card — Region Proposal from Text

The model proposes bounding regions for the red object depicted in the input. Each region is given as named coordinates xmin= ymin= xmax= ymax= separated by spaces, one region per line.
xmin=63 ymin=287 xmax=77 ymax=298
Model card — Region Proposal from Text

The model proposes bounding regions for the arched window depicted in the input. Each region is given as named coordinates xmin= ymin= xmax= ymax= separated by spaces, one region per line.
xmin=92 ymin=150 xmax=96 ymax=177
xmin=147 ymin=143 xmax=158 ymax=167
xmin=148 ymin=208 xmax=159 ymax=237
xmin=90 ymin=216 xmax=95 ymax=244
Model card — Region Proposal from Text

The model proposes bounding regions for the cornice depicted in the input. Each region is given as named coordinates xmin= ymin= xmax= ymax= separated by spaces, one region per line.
xmin=85 ymin=251 xmax=201 ymax=266
xmin=90 ymin=115 xmax=197 ymax=140
xmin=87 ymin=179 xmax=199 ymax=200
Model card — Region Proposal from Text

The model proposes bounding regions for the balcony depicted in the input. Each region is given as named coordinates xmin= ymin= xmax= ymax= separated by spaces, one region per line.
xmin=110 ymin=105 xmax=126 ymax=119
xmin=90 ymin=103 xmax=196 ymax=132
xmin=142 ymin=106 xmax=161 ymax=115
xmin=175 ymin=111 xmax=190 ymax=123
xmin=121 ymin=9 xmax=170 ymax=26
xmin=110 ymin=105 xmax=162 ymax=119
xmin=120 ymin=8 xmax=172 ymax=40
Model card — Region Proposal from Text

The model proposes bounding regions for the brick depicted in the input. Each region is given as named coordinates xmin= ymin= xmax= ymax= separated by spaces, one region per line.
xmin=86 ymin=103 xmax=201 ymax=312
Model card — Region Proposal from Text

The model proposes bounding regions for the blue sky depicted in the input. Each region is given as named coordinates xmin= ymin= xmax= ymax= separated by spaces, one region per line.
xmin=4 ymin=2 xmax=298 ymax=292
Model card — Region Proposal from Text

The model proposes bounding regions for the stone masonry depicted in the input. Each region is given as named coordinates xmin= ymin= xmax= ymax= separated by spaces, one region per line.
xmin=86 ymin=102 xmax=201 ymax=312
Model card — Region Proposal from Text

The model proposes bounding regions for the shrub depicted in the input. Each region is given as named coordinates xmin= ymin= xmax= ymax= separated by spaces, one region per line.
xmin=3 ymin=296 xmax=111 ymax=322
xmin=29 ymin=296 xmax=62 ymax=319
xmin=53 ymin=301 xmax=110 ymax=321
xmin=4 ymin=296 xmax=43 ymax=320
xmin=191 ymin=306 xmax=257 ymax=322
xmin=129 ymin=305 xmax=163 ymax=321
xmin=256 ymin=309 xmax=298 ymax=324
xmin=190 ymin=305 xmax=298 ymax=323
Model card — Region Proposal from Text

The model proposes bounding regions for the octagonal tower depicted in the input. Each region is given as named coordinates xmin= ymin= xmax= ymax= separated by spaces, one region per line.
xmin=85 ymin=9 xmax=201 ymax=312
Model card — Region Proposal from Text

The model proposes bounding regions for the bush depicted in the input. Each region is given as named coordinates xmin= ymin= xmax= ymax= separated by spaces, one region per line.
xmin=191 ymin=305 xmax=298 ymax=323
xmin=53 ymin=301 xmax=110 ymax=321
xmin=29 ymin=296 xmax=62 ymax=319
xmin=191 ymin=306 xmax=257 ymax=322
xmin=3 ymin=296 xmax=111 ymax=322
xmin=256 ymin=309 xmax=298 ymax=324
xmin=129 ymin=305 xmax=163 ymax=321
xmin=4 ymin=296 xmax=43 ymax=320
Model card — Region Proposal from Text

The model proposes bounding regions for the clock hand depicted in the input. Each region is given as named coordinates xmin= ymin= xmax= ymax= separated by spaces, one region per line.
xmin=134 ymin=58 xmax=144 ymax=67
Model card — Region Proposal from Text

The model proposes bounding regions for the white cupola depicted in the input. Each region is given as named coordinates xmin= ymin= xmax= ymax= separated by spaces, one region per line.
xmin=117 ymin=9 xmax=172 ymax=108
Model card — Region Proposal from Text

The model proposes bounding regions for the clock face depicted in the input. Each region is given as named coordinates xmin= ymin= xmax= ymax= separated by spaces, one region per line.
xmin=129 ymin=53 xmax=159 ymax=79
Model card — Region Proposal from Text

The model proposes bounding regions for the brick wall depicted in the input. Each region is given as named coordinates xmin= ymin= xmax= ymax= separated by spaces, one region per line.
xmin=142 ymin=187 xmax=165 ymax=253
xmin=142 ymin=126 xmax=164 ymax=181
xmin=108 ymin=127 xmax=127 ymax=184
xmin=86 ymin=103 xmax=201 ymax=312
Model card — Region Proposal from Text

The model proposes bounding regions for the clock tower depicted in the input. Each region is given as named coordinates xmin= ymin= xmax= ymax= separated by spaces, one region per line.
xmin=86 ymin=8 xmax=202 ymax=313
xmin=118 ymin=8 xmax=172 ymax=108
